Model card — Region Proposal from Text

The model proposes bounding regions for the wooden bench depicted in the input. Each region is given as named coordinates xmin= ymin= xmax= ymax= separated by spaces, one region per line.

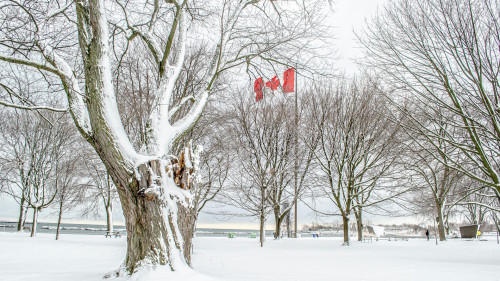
xmin=105 ymin=231 xmax=122 ymax=238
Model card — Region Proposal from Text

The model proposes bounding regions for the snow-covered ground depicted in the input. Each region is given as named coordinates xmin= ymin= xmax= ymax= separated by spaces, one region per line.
xmin=0 ymin=232 xmax=499 ymax=281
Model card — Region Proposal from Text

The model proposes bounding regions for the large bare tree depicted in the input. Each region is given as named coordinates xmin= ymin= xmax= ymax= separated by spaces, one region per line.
xmin=0 ymin=0 xmax=324 ymax=274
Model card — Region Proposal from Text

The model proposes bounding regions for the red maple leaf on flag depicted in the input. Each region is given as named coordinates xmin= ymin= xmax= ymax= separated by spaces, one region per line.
xmin=265 ymin=75 xmax=280 ymax=91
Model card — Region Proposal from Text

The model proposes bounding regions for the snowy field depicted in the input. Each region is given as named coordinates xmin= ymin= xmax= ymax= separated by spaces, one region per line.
xmin=1 ymin=232 xmax=499 ymax=281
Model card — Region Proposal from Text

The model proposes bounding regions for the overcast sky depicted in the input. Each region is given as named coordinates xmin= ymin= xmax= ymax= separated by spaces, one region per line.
xmin=0 ymin=0 xmax=418 ymax=230
xmin=329 ymin=0 xmax=387 ymax=73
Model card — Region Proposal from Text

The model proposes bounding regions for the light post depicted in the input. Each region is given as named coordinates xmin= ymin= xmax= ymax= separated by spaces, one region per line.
xmin=293 ymin=66 xmax=298 ymax=238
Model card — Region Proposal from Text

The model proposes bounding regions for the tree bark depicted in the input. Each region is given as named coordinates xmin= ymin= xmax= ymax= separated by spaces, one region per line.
xmin=110 ymin=158 xmax=196 ymax=273
xmin=436 ymin=201 xmax=446 ymax=241
xmin=273 ymin=207 xmax=284 ymax=239
xmin=22 ymin=207 xmax=28 ymax=229
xmin=444 ymin=215 xmax=450 ymax=236
xmin=274 ymin=213 xmax=281 ymax=239
xmin=355 ymin=208 xmax=363 ymax=241
xmin=82 ymin=57 xmax=197 ymax=273
xmin=17 ymin=196 xmax=25 ymax=232
xmin=260 ymin=207 xmax=265 ymax=247
xmin=342 ymin=215 xmax=350 ymax=245
xmin=30 ymin=207 xmax=38 ymax=237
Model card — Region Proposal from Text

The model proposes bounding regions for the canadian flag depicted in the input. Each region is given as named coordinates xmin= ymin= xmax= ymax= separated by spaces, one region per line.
xmin=253 ymin=68 xmax=295 ymax=102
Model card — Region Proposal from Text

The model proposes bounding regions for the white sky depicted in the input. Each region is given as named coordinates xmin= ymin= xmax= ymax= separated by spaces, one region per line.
xmin=0 ymin=0 xmax=420 ymax=230
xmin=329 ymin=0 xmax=387 ymax=74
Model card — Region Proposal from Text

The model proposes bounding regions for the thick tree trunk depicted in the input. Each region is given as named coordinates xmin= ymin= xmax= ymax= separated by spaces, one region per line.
xmin=111 ymin=158 xmax=196 ymax=274
xmin=84 ymin=64 xmax=197 ymax=272
xmin=342 ymin=215 xmax=350 ymax=246
xmin=30 ymin=208 xmax=38 ymax=237
xmin=121 ymin=193 xmax=195 ymax=272
xmin=17 ymin=197 xmax=25 ymax=232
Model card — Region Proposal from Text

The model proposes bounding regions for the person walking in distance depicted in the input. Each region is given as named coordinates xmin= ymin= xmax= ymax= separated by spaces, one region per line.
xmin=425 ymin=229 xmax=429 ymax=241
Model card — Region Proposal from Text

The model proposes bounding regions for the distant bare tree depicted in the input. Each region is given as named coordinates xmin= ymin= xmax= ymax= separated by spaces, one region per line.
xmin=54 ymin=150 xmax=87 ymax=240
xmin=191 ymin=140 xmax=231 ymax=234
xmin=396 ymin=103 xmax=468 ymax=241
xmin=306 ymin=76 xmax=403 ymax=245
xmin=226 ymin=94 xmax=295 ymax=247
xmin=0 ymin=110 xmax=73 ymax=236
xmin=80 ymin=148 xmax=118 ymax=233
xmin=405 ymin=145 xmax=463 ymax=240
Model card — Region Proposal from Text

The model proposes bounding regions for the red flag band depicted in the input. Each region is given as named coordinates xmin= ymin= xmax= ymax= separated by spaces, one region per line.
xmin=283 ymin=68 xmax=295 ymax=93
xmin=254 ymin=77 xmax=264 ymax=102
xmin=265 ymin=76 xmax=280 ymax=91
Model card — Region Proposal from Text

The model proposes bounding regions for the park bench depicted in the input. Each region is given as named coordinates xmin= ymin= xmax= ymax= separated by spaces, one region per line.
xmin=387 ymin=236 xmax=408 ymax=241
xmin=105 ymin=231 xmax=122 ymax=238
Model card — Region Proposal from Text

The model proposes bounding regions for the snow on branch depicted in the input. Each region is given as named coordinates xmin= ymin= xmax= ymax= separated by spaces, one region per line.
xmin=0 ymin=100 xmax=68 ymax=112
xmin=168 ymin=95 xmax=195 ymax=119
xmin=0 ymin=55 xmax=60 ymax=76
xmin=157 ymin=4 xmax=187 ymax=120
xmin=168 ymin=1 xmax=252 ymax=146
xmin=37 ymin=41 xmax=92 ymax=137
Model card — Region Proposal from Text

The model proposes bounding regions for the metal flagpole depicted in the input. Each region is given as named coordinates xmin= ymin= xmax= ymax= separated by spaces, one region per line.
xmin=294 ymin=66 xmax=298 ymax=238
